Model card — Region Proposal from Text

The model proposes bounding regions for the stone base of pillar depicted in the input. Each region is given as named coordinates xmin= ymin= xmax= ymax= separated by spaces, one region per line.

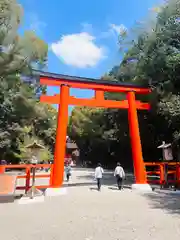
xmin=45 ymin=187 xmax=67 ymax=197
xmin=131 ymin=183 xmax=152 ymax=192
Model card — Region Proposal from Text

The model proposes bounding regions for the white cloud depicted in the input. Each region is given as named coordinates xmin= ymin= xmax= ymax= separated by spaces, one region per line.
xmin=110 ymin=24 xmax=127 ymax=36
xmin=51 ymin=32 xmax=106 ymax=68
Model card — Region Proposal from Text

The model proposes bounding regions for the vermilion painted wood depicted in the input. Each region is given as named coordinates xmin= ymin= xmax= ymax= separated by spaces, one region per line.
xmin=39 ymin=75 xmax=151 ymax=187
xmin=40 ymin=95 xmax=150 ymax=110
xmin=17 ymin=174 xmax=51 ymax=179
xmin=16 ymin=185 xmax=50 ymax=190
xmin=0 ymin=164 xmax=52 ymax=192
xmin=35 ymin=69 xmax=149 ymax=89
xmin=51 ymin=85 xmax=69 ymax=187
xmin=1 ymin=161 xmax=180 ymax=191
xmin=0 ymin=164 xmax=51 ymax=168
xmin=40 ymin=77 xmax=150 ymax=94
xmin=127 ymin=91 xmax=147 ymax=184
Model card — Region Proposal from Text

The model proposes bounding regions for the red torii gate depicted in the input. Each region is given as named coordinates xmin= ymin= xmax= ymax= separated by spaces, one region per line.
xmin=39 ymin=71 xmax=151 ymax=190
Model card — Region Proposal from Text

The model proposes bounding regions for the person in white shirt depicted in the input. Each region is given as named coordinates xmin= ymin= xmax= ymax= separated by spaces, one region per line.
xmin=114 ymin=162 xmax=125 ymax=190
xmin=95 ymin=163 xmax=104 ymax=191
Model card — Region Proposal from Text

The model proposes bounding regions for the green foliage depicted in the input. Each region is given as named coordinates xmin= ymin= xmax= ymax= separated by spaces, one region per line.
xmin=68 ymin=0 xmax=180 ymax=168
xmin=0 ymin=0 xmax=48 ymax=76
xmin=16 ymin=134 xmax=53 ymax=164
xmin=0 ymin=0 xmax=56 ymax=163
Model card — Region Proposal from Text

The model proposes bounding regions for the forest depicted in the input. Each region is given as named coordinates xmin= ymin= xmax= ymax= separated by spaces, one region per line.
xmin=68 ymin=0 xmax=180 ymax=169
xmin=1 ymin=0 xmax=180 ymax=169
xmin=0 ymin=0 xmax=57 ymax=163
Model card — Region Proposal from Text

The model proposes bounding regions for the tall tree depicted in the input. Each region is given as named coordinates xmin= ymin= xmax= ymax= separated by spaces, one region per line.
xmin=0 ymin=0 xmax=56 ymax=163
xmin=68 ymin=0 xmax=180 ymax=167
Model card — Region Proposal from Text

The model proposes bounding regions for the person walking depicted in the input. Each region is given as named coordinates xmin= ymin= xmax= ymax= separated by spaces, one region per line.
xmin=65 ymin=163 xmax=72 ymax=182
xmin=95 ymin=163 xmax=104 ymax=191
xmin=114 ymin=162 xmax=125 ymax=190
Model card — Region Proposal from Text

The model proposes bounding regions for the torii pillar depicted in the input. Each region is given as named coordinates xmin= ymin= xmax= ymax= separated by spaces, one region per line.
xmin=127 ymin=91 xmax=151 ymax=191
xmin=39 ymin=71 xmax=152 ymax=195
xmin=51 ymin=84 xmax=69 ymax=187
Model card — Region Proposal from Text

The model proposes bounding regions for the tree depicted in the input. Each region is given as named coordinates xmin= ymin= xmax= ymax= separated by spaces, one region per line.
xmin=0 ymin=0 xmax=56 ymax=163
xmin=68 ymin=0 xmax=180 ymax=167
xmin=0 ymin=0 xmax=48 ymax=77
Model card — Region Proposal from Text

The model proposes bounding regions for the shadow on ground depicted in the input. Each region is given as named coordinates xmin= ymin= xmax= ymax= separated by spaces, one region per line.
xmin=73 ymin=171 xmax=134 ymax=188
xmin=144 ymin=190 xmax=180 ymax=215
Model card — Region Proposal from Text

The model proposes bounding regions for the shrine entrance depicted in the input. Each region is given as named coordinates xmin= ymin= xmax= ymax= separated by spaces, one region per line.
xmin=39 ymin=71 xmax=151 ymax=190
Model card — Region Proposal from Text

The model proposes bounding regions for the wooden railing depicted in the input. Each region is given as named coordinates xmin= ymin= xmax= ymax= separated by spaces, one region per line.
xmin=0 ymin=164 xmax=52 ymax=193
xmin=1 ymin=162 xmax=180 ymax=191
xmin=145 ymin=162 xmax=180 ymax=187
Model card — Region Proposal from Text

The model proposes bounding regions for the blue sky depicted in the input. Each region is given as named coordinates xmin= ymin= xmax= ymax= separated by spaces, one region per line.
xmin=19 ymin=0 xmax=163 ymax=112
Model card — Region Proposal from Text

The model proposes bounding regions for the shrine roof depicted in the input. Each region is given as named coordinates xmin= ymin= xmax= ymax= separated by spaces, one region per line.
xmin=33 ymin=70 xmax=150 ymax=90
xmin=66 ymin=142 xmax=78 ymax=149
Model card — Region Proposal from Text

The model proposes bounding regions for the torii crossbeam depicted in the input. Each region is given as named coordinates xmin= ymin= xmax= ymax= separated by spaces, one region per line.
xmin=38 ymin=70 xmax=151 ymax=191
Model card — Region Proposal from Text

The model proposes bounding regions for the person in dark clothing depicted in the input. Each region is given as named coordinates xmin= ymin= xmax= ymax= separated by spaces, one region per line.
xmin=116 ymin=175 xmax=123 ymax=190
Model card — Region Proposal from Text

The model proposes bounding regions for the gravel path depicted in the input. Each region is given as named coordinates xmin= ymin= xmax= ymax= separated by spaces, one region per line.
xmin=0 ymin=169 xmax=180 ymax=240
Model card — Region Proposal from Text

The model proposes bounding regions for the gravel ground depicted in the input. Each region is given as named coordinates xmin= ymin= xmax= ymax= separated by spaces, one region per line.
xmin=0 ymin=169 xmax=180 ymax=240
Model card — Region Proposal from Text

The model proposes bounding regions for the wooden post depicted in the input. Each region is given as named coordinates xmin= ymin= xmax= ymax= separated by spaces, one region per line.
xmin=25 ymin=166 xmax=30 ymax=193
xmin=159 ymin=164 xmax=164 ymax=186
xmin=51 ymin=84 xmax=69 ymax=188
xmin=127 ymin=91 xmax=147 ymax=184
xmin=176 ymin=164 xmax=180 ymax=188
xmin=0 ymin=166 xmax=5 ymax=174
xmin=95 ymin=90 xmax=104 ymax=100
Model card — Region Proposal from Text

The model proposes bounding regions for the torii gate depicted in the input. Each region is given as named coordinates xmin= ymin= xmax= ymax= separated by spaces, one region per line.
xmin=39 ymin=71 xmax=152 ymax=192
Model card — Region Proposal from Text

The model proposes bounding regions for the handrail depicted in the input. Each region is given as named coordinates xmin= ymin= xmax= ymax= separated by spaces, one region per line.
xmin=145 ymin=162 xmax=180 ymax=187
xmin=145 ymin=162 xmax=180 ymax=166
xmin=0 ymin=164 xmax=52 ymax=192
xmin=1 ymin=162 xmax=180 ymax=191
xmin=3 ymin=164 xmax=51 ymax=168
